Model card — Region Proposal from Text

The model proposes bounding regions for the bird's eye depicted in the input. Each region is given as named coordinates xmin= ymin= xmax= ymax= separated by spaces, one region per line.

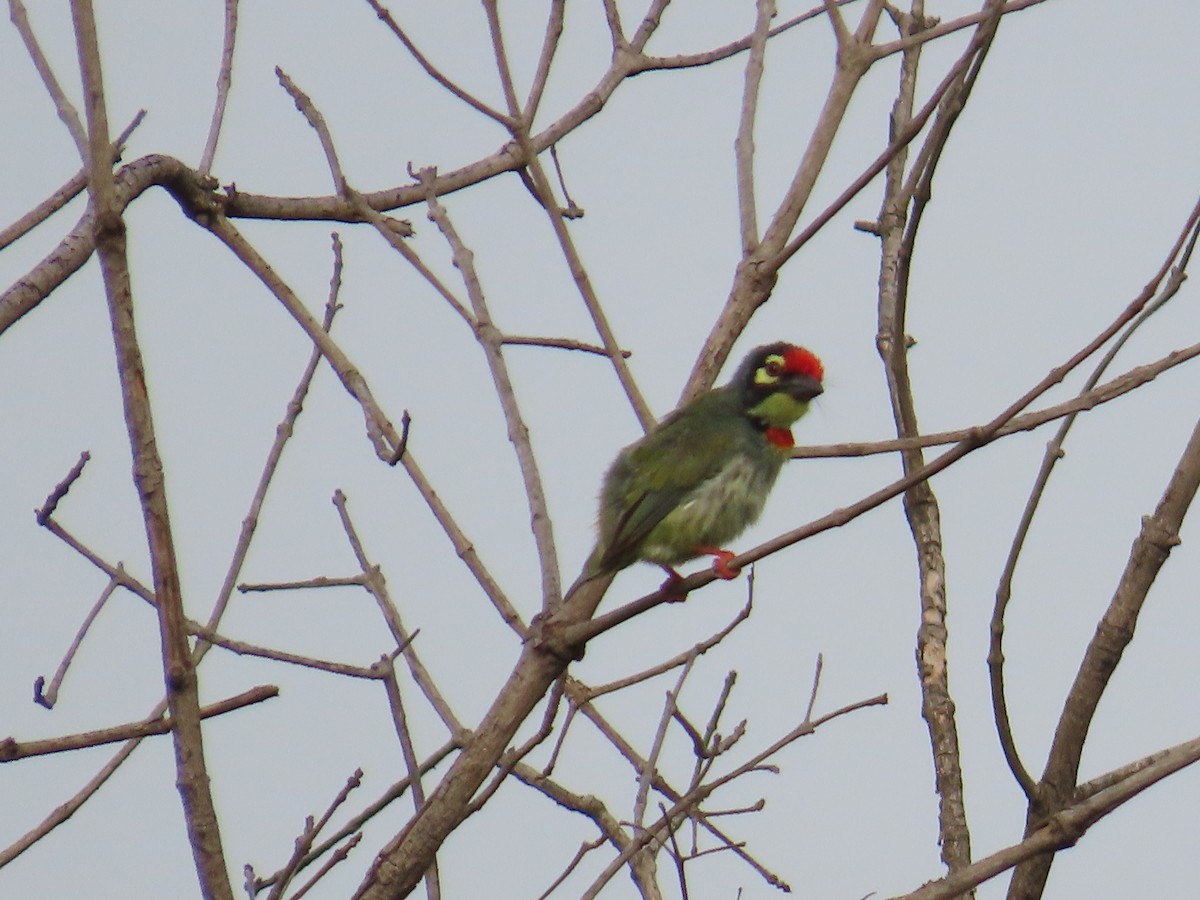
xmin=753 ymin=354 xmax=788 ymax=386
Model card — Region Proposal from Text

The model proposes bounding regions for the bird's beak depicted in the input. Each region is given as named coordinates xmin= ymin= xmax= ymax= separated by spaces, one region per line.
xmin=784 ymin=374 xmax=823 ymax=403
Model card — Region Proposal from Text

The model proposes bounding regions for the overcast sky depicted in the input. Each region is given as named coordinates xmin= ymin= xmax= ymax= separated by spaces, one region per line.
xmin=4 ymin=2 xmax=1200 ymax=898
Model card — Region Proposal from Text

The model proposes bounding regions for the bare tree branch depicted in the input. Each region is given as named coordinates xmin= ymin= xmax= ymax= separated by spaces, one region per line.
xmin=10 ymin=0 xmax=87 ymax=158
xmin=0 ymin=686 xmax=278 ymax=762
xmin=198 ymin=0 xmax=238 ymax=174
xmin=70 ymin=2 xmax=232 ymax=895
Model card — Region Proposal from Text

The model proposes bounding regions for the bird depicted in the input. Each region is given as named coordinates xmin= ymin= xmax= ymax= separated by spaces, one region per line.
xmin=586 ymin=341 xmax=824 ymax=593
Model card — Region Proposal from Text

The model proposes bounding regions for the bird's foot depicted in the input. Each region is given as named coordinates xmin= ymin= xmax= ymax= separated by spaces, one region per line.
xmin=658 ymin=566 xmax=688 ymax=601
xmin=697 ymin=546 xmax=741 ymax=580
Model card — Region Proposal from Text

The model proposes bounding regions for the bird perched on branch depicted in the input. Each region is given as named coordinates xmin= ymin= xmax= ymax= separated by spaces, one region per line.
xmin=586 ymin=342 xmax=824 ymax=592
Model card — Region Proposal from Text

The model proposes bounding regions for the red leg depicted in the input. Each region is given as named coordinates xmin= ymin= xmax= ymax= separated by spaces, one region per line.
xmin=697 ymin=546 xmax=741 ymax=580
xmin=658 ymin=565 xmax=688 ymax=601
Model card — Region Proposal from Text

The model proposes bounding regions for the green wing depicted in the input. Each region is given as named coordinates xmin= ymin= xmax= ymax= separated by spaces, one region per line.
xmin=594 ymin=392 xmax=738 ymax=572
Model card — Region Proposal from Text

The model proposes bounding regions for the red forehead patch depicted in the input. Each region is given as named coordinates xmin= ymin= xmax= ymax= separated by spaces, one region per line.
xmin=784 ymin=346 xmax=824 ymax=382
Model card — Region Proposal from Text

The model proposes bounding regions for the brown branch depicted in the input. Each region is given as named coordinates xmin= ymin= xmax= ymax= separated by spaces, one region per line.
xmin=733 ymin=0 xmax=775 ymax=254
xmin=237 ymin=575 xmax=368 ymax=592
xmin=203 ymin=213 xmax=407 ymax=460
xmin=35 ymin=450 xmax=91 ymax=525
xmin=1009 ymin=414 xmax=1200 ymax=897
xmin=482 ymin=0 xmax=521 ymax=120
xmin=276 ymin=67 xmax=349 ymax=194
xmin=253 ymin=740 xmax=458 ymax=893
xmin=419 ymin=167 xmax=563 ymax=606
xmin=636 ymin=0 xmax=856 ymax=72
xmin=582 ymin=690 xmax=889 ymax=897
xmin=535 ymin=837 xmax=607 ymax=900
xmin=11 ymin=235 xmax=347 ymax=868
xmin=990 ymin=209 xmax=1200 ymax=807
xmin=286 ymin=833 xmax=364 ymax=900
xmin=190 ymin=624 xmax=379 ymax=679
xmin=34 ymin=569 xmax=121 ymax=708
xmin=633 ymin=659 xmax=696 ymax=844
xmin=0 ymin=685 xmax=278 ymax=762
xmin=871 ymin=0 xmax=1008 ymax=877
xmin=378 ymin=659 xmax=441 ymax=899
xmin=0 ymin=109 xmax=144 ymax=251
xmin=523 ymin=1 xmax=565 ymax=120
xmin=790 ymin=340 xmax=1200 ymax=460
xmin=891 ymin=734 xmax=1200 ymax=900
xmin=683 ymin=0 xmax=886 ymax=402
xmin=0 ymin=154 xmax=215 ymax=337
xmin=513 ymin=758 xmax=660 ymax=899
xmin=499 ymin=334 xmax=629 ymax=357
xmin=267 ymin=769 xmax=364 ymax=900
xmin=873 ymin=0 xmax=1051 ymax=59
xmin=565 ymin=678 xmax=787 ymax=891
xmin=513 ymin=141 xmax=655 ymax=431
xmin=198 ymin=0 xmax=238 ymax=175
xmin=0 ymin=729 xmax=140 ymax=865
xmin=10 ymin=0 xmax=87 ymax=158
xmin=351 ymin=610 xmax=588 ymax=897
xmin=362 ymin=0 xmax=511 ymax=125
xmin=332 ymin=490 xmax=465 ymax=734
xmin=584 ymin=595 xmax=752 ymax=699
xmin=70 ymin=2 xmax=231 ymax=895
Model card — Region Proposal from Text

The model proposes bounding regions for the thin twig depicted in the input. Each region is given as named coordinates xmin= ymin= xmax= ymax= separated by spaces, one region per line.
xmin=481 ymin=0 xmax=521 ymax=118
xmin=253 ymin=741 xmax=458 ymax=893
xmin=0 ymin=109 xmax=144 ymax=251
xmin=190 ymin=625 xmax=379 ymax=679
xmin=419 ymin=166 xmax=563 ymax=606
xmin=332 ymin=491 xmax=464 ymax=733
xmin=535 ymin=837 xmax=606 ymax=900
xmin=634 ymin=659 xmax=695 ymax=838
xmin=33 ymin=570 xmax=121 ymax=708
xmin=204 ymin=214 xmax=408 ymax=461
xmin=500 ymin=335 xmax=628 ymax=357
xmin=790 ymin=341 xmax=1200 ymax=459
xmin=363 ymin=0 xmax=511 ymax=124
xmin=239 ymin=575 xmax=367 ymax=592
xmin=1 ymin=685 xmax=278 ymax=762
xmin=378 ymin=659 xmax=442 ymax=900
xmin=199 ymin=0 xmax=238 ymax=174
xmin=523 ymin=1 xmax=565 ymax=119
xmin=35 ymin=451 xmax=91 ymax=525
xmin=1010 ymin=414 xmax=1200 ymax=897
xmin=734 ymin=0 xmax=775 ymax=254
xmin=989 ymin=214 xmax=1199 ymax=802
xmin=276 ymin=67 xmax=348 ymax=194
xmin=582 ymin=691 xmax=889 ymax=898
xmin=267 ymin=770 xmax=364 ymax=900
xmin=10 ymin=0 xmax=88 ymax=158
xmin=585 ymin=597 xmax=752 ymax=699
xmin=286 ymin=832 xmax=363 ymax=900
xmin=891 ymin=734 xmax=1200 ymax=900
xmin=566 ymin=683 xmax=788 ymax=891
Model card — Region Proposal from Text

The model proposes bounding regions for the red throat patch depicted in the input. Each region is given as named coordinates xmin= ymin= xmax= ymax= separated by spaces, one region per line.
xmin=765 ymin=426 xmax=794 ymax=448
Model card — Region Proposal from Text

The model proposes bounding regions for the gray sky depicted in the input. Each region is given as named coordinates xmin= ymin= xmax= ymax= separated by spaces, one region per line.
xmin=4 ymin=2 xmax=1200 ymax=897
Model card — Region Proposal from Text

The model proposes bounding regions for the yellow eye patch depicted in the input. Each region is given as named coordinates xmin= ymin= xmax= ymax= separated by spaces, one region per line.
xmin=754 ymin=354 xmax=786 ymax=385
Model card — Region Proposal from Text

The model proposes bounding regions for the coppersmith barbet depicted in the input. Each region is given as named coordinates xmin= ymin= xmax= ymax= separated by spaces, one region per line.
xmin=587 ymin=342 xmax=824 ymax=587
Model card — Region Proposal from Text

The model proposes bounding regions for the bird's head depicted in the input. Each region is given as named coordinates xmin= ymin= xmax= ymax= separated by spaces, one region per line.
xmin=732 ymin=342 xmax=824 ymax=429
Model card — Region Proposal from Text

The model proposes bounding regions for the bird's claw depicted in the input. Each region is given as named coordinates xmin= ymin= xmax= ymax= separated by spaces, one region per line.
xmin=658 ymin=566 xmax=688 ymax=601
xmin=698 ymin=546 xmax=741 ymax=580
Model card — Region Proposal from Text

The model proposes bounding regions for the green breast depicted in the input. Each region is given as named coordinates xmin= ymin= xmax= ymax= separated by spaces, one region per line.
xmin=637 ymin=448 xmax=784 ymax=566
